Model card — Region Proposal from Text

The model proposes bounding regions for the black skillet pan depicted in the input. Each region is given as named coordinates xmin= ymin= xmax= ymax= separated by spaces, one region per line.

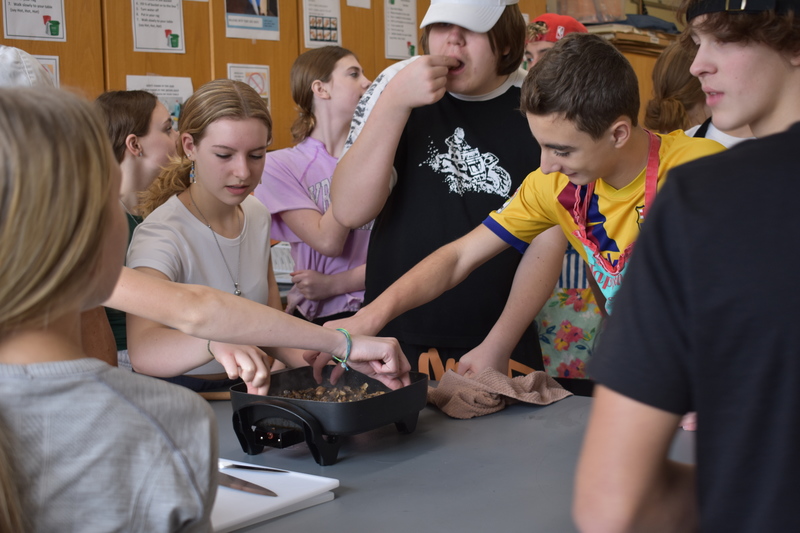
xmin=230 ymin=366 xmax=428 ymax=465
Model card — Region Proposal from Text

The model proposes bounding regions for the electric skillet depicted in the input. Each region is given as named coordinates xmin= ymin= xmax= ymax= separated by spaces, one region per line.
xmin=231 ymin=366 xmax=428 ymax=465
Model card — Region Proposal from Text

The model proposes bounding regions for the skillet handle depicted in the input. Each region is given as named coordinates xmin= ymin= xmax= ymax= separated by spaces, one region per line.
xmin=231 ymin=400 xmax=342 ymax=466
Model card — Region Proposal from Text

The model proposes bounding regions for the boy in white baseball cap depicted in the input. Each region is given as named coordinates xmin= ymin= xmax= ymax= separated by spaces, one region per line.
xmin=420 ymin=0 xmax=519 ymax=33
xmin=325 ymin=0 xmax=566 ymax=383
xmin=0 ymin=45 xmax=54 ymax=88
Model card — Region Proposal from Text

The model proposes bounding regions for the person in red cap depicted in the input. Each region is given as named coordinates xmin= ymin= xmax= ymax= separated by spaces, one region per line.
xmin=525 ymin=13 xmax=587 ymax=67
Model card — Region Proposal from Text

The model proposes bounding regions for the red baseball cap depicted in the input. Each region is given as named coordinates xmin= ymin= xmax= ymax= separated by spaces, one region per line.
xmin=530 ymin=13 xmax=587 ymax=42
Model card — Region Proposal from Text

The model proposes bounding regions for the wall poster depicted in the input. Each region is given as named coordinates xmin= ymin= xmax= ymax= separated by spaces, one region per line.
xmin=384 ymin=0 xmax=416 ymax=60
xmin=227 ymin=63 xmax=271 ymax=110
xmin=225 ymin=0 xmax=279 ymax=41
xmin=3 ymin=0 xmax=66 ymax=42
xmin=132 ymin=0 xmax=186 ymax=54
xmin=303 ymin=0 xmax=341 ymax=49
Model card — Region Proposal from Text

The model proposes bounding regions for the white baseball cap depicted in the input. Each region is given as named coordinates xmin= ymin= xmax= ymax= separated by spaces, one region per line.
xmin=0 ymin=45 xmax=54 ymax=88
xmin=420 ymin=0 xmax=519 ymax=33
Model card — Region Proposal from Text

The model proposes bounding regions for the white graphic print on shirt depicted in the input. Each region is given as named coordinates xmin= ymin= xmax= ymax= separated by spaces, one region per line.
xmin=307 ymin=175 xmax=373 ymax=231
xmin=307 ymin=177 xmax=332 ymax=211
xmin=423 ymin=128 xmax=512 ymax=197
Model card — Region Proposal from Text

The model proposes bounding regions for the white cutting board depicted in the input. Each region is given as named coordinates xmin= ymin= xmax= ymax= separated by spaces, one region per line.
xmin=211 ymin=459 xmax=339 ymax=532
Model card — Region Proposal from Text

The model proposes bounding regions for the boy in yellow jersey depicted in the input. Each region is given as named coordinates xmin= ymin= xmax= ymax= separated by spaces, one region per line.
xmin=486 ymin=33 xmax=724 ymax=315
xmin=319 ymin=34 xmax=724 ymax=390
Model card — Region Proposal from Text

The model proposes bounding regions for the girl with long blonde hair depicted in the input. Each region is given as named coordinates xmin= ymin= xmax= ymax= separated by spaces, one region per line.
xmin=0 ymin=87 xmax=217 ymax=531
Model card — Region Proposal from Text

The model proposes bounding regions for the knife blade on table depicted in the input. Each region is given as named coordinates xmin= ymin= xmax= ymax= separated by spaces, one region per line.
xmin=219 ymin=460 xmax=288 ymax=473
xmin=218 ymin=471 xmax=278 ymax=497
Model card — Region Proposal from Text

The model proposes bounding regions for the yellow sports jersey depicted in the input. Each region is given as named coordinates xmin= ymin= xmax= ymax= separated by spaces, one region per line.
xmin=484 ymin=130 xmax=724 ymax=311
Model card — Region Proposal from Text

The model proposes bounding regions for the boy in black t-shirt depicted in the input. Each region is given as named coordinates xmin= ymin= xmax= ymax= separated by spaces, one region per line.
xmin=326 ymin=0 xmax=553 ymax=378
xmin=575 ymin=0 xmax=800 ymax=531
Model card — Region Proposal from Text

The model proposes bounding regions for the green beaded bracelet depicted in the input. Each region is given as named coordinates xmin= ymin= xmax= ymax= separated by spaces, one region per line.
xmin=207 ymin=339 xmax=215 ymax=360
xmin=333 ymin=328 xmax=352 ymax=371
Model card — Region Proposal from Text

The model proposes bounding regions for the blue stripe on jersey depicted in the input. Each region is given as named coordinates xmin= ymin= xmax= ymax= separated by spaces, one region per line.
xmin=558 ymin=244 xmax=589 ymax=289
xmin=483 ymin=217 xmax=528 ymax=254
xmin=586 ymin=194 xmax=621 ymax=258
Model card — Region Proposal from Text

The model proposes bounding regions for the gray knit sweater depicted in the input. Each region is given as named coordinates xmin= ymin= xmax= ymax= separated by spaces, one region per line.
xmin=0 ymin=358 xmax=217 ymax=532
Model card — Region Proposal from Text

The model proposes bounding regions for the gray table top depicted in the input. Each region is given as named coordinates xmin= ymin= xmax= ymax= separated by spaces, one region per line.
xmin=211 ymin=395 xmax=694 ymax=532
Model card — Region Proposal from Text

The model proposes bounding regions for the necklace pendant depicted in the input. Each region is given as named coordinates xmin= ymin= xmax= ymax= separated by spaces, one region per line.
xmin=234 ymin=284 xmax=242 ymax=297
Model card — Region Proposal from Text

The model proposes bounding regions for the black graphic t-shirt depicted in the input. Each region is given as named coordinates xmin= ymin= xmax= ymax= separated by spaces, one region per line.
xmin=366 ymin=84 xmax=542 ymax=352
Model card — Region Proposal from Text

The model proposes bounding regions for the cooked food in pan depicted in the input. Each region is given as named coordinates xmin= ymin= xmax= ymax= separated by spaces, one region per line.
xmin=276 ymin=382 xmax=385 ymax=403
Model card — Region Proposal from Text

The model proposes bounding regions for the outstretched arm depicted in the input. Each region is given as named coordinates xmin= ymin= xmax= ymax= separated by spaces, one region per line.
xmin=331 ymin=55 xmax=458 ymax=229
xmin=457 ymin=226 xmax=567 ymax=376
xmin=105 ymin=267 xmax=410 ymax=389
xmin=326 ymin=225 xmax=511 ymax=338
xmin=574 ymin=385 xmax=697 ymax=533
xmin=126 ymin=267 xmax=274 ymax=392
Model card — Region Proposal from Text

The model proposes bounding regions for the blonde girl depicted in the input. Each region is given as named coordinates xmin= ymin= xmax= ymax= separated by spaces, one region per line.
xmin=0 ymin=87 xmax=216 ymax=531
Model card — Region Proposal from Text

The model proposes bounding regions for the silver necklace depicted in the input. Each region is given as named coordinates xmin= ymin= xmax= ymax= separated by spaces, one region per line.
xmin=120 ymin=200 xmax=140 ymax=228
xmin=188 ymin=186 xmax=243 ymax=296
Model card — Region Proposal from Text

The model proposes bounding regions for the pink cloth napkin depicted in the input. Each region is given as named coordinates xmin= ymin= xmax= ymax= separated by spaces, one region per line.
xmin=427 ymin=368 xmax=572 ymax=419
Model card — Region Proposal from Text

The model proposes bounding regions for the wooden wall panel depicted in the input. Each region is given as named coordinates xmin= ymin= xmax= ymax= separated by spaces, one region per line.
xmin=294 ymin=1 xmax=379 ymax=78
xmin=3 ymin=0 xmax=653 ymax=145
xmin=518 ymin=0 xmax=548 ymax=21
xmin=340 ymin=3 xmax=378 ymax=77
xmin=621 ymin=50 xmax=657 ymax=125
xmin=101 ymin=1 xmax=212 ymax=94
xmin=209 ymin=0 xmax=299 ymax=150
xmin=0 ymin=1 xmax=104 ymax=98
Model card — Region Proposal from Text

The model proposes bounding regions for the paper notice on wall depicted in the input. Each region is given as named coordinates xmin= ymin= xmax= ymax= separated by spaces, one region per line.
xmin=33 ymin=54 xmax=59 ymax=86
xmin=347 ymin=0 xmax=370 ymax=8
xmin=225 ymin=0 xmax=279 ymax=41
xmin=384 ymin=0 xmax=416 ymax=60
xmin=228 ymin=63 xmax=270 ymax=111
xmin=132 ymin=0 xmax=186 ymax=54
xmin=303 ymin=0 xmax=341 ymax=49
xmin=126 ymin=75 xmax=193 ymax=129
xmin=3 ymin=0 xmax=66 ymax=42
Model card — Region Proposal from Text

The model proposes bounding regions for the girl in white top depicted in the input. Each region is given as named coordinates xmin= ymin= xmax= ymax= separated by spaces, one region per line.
xmin=127 ymin=79 xmax=301 ymax=393
xmin=94 ymin=83 xmax=409 ymax=392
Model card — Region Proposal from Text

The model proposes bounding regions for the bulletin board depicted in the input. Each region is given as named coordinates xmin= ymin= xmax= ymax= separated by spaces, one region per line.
xmin=211 ymin=0 xmax=300 ymax=151
xmin=2 ymin=0 xmax=557 ymax=149
xmin=519 ymin=0 xmax=549 ymax=21
xmin=101 ymin=0 xmax=212 ymax=97
xmin=621 ymin=50 xmax=658 ymax=125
